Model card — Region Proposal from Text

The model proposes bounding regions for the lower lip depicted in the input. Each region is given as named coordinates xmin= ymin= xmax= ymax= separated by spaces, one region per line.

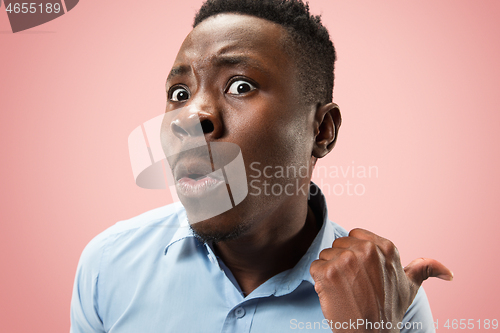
xmin=176 ymin=176 xmax=224 ymax=197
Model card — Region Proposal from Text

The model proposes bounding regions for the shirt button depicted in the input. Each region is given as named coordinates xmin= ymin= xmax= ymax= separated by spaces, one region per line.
xmin=234 ymin=307 xmax=246 ymax=318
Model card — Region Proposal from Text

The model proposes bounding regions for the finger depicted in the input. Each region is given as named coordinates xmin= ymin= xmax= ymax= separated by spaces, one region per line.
xmin=310 ymin=255 xmax=356 ymax=284
xmin=404 ymin=257 xmax=454 ymax=288
xmin=348 ymin=228 xmax=383 ymax=242
xmin=309 ymin=258 xmax=330 ymax=282
xmin=318 ymin=246 xmax=346 ymax=261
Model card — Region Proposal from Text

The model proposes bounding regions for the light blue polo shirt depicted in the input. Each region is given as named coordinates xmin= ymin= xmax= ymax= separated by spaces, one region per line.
xmin=70 ymin=184 xmax=435 ymax=332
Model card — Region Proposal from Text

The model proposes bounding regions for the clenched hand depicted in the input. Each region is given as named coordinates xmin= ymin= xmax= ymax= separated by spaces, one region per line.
xmin=310 ymin=228 xmax=453 ymax=332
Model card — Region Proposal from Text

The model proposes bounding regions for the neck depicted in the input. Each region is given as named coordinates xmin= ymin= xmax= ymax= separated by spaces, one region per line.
xmin=213 ymin=201 xmax=319 ymax=296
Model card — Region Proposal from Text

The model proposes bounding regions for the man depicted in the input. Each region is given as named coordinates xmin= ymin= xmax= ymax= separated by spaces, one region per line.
xmin=70 ymin=0 xmax=452 ymax=332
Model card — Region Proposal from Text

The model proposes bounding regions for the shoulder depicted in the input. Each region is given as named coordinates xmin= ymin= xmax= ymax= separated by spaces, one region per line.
xmin=71 ymin=202 xmax=187 ymax=331
xmin=77 ymin=202 xmax=186 ymax=272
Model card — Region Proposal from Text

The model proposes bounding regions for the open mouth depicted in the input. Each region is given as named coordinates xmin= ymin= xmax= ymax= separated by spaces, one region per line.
xmin=185 ymin=173 xmax=207 ymax=181
xmin=174 ymin=161 xmax=225 ymax=197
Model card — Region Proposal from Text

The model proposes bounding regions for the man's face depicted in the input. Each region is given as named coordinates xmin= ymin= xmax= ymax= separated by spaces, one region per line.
xmin=162 ymin=14 xmax=317 ymax=242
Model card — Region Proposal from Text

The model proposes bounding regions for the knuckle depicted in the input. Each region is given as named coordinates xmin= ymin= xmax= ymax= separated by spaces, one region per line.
xmin=425 ymin=262 xmax=433 ymax=280
xmin=338 ymin=249 xmax=357 ymax=264
xmin=332 ymin=237 xmax=342 ymax=247
xmin=324 ymin=264 xmax=341 ymax=281
xmin=309 ymin=261 xmax=317 ymax=280
xmin=314 ymin=280 xmax=324 ymax=294
xmin=380 ymin=239 xmax=397 ymax=258
xmin=318 ymin=248 xmax=331 ymax=260
xmin=393 ymin=246 xmax=401 ymax=260
xmin=348 ymin=228 xmax=363 ymax=237
xmin=360 ymin=240 xmax=377 ymax=255
xmin=309 ymin=260 xmax=321 ymax=277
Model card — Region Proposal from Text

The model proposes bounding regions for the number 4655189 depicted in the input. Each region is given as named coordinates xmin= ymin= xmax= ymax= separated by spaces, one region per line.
xmin=444 ymin=319 xmax=498 ymax=330
xmin=5 ymin=3 xmax=62 ymax=14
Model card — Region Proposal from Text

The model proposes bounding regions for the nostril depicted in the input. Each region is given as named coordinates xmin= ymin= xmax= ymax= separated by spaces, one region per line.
xmin=200 ymin=119 xmax=214 ymax=134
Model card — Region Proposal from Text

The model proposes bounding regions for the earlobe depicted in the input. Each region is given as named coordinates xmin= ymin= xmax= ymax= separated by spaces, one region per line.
xmin=312 ymin=103 xmax=341 ymax=158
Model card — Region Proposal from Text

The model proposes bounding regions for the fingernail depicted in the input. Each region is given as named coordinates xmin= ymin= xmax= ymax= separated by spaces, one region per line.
xmin=438 ymin=271 xmax=454 ymax=281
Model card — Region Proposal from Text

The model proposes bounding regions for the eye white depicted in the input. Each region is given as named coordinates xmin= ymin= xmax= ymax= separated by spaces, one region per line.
xmin=170 ymin=87 xmax=190 ymax=101
xmin=227 ymin=80 xmax=256 ymax=95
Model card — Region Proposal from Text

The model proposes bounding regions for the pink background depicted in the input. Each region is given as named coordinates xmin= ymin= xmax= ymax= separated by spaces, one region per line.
xmin=1 ymin=0 xmax=499 ymax=331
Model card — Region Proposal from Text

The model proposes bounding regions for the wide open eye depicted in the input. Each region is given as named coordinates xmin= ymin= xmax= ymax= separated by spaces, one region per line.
xmin=226 ymin=80 xmax=256 ymax=95
xmin=170 ymin=86 xmax=190 ymax=101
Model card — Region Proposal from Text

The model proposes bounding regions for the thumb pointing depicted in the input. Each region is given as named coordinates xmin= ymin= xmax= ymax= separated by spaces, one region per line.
xmin=404 ymin=258 xmax=453 ymax=288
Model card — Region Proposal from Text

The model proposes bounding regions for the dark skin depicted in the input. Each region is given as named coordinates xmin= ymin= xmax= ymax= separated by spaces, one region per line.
xmin=164 ymin=13 xmax=324 ymax=291
xmin=164 ymin=13 xmax=452 ymax=332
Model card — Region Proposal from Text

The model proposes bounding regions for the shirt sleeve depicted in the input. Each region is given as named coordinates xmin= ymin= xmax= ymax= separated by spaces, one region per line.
xmin=70 ymin=234 xmax=107 ymax=333
xmin=400 ymin=287 xmax=436 ymax=333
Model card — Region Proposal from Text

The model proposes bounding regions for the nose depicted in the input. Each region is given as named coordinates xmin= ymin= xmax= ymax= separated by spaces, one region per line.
xmin=170 ymin=104 xmax=223 ymax=140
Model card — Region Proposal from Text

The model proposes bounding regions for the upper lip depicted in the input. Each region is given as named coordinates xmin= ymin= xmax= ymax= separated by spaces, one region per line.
xmin=172 ymin=156 xmax=224 ymax=182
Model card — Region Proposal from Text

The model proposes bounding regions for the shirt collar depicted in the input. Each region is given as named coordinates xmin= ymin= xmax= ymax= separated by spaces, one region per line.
xmin=163 ymin=182 xmax=337 ymax=294
xmin=163 ymin=204 xmax=194 ymax=255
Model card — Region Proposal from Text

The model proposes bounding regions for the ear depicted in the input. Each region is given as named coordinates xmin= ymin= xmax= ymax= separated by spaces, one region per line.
xmin=312 ymin=102 xmax=341 ymax=158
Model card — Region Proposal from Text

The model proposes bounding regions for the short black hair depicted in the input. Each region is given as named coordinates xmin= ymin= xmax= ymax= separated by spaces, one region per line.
xmin=194 ymin=0 xmax=336 ymax=105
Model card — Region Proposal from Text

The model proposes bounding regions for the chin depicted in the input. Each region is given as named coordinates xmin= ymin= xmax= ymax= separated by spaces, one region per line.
xmin=189 ymin=220 xmax=249 ymax=244
xmin=186 ymin=203 xmax=253 ymax=244
xmin=182 ymin=186 xmax=270 ymax=243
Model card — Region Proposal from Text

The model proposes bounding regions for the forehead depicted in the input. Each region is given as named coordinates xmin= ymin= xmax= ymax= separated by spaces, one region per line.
xmin=169 ymin=14 xmax=293 ymax=78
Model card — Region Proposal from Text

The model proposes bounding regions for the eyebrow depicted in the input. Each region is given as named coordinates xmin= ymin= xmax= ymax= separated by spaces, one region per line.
xmin=167 ymin=55 xmax=271 ymax=83
xmin=212 ymin=55 xmax=270 ymax=76
xmin=167 ymin=65 xmax=191 ymax=81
